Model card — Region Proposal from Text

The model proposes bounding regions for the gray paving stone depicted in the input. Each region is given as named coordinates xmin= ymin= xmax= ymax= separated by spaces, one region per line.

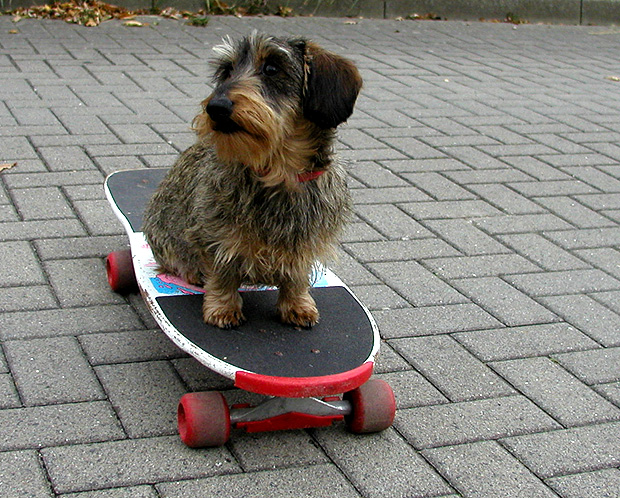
xmin=506 ymin=269 xmax=620 ymax=297
xmin=348 ymin=284 xmax=409 ymax=310
xmin=500 ymin=156 xmax=571 ymax=181
xmin=474 ymin=213 xmax=574 ymax=234
xmin=440 ymin=145 xmax=510 ymax=170
xmin=453 ymin=323 xmax=599 ymax=362
xmin=443 ymin=168 xmax=533 ymax=185
xmin=1 ymin=135 xmax=38 ymax=160
xmin=468 ymin=184 xmax=544 ymax=215
xmin=342 ymin=220 xmax=384 ymax=244
xmin=0 ymin=285 xmax=57 ymax=313
xmin=5 ymin=336 xmax=105 ymax=406
xmin=553 ymin=347 xmax=620 ymax=385
xmin=171 ymin=357 xmax=234 ymax=393
xmin=79 ymin=330 xmax=183 ymax=365
xmin=46 ymin=258 xmax=126 ymax=307
xmin=345 ymin=239 xmax=459 ymax=263
xmin=546 ymin=468 xmax=620 ymax=498
xmin=0 ymin=218 xmax=86 ymax=241
xmin=536 ymin=196 xmax=616 ymax=228
xmin=0 ymin=450 xmax=52 ymax=498
xmin=501 ymin=422 xmax=620 ymax=479
xmin=229 ymin=430 xmax=329 ymax=472
xmin=0 ymin=305 xmax=144 ymax=340
xmin=314 ymin=428 xmax=453 ymax=498
xmin=574 ymin=192 xmax=620 ymax=211
xmin=330 ymin=250 xmax=381 ymax=286
xmin=42 ymin=436 xmax=239 ymax=495
xmin=0 ymin=241 xmax=46 ymax=287
xmin=498 ymin=233 xmax=590 ymax=271
xmin=95 ymin=361 xmax=186 ymax=438
xmin=490 ymin=357 xmax=620 ymax=427
xmin=391 ymin=335 xmax=514 ymax=402
xmin=376 ymin=303 xmax=502 ymax=338
xmin=348 ymin=161 xmax=410 ymax=188
xmin=402 ymin=171 xmax=475 ymax=200
xmin=538 ymin=294 xmax=620 ymax=346
xmin=354 ymin=204 xmax=432 ymax=239
xmin=422 ymin=218 xmax=510 ymax=255
xmin=372 ymin=343 xmax=410 ymax=373
xmin=396 ymin=396 xmax=561 ymax=450
xmin=39 ymin=145 xmax=94 ymax=171
xmin=156 ymin=464 xmax=359 ymax=498
xmin=423 ymin=441 xmax=558 ymax=498
xmin=451 ymin=277 xmax=559 ymax=326
xmin=595 ymin=290 xmax=620 ymax=314
xmin=509 ymin=180 xmax=599 ymax=198
xmin=376 ymin=370 xmax=448 ymax=409
xmin=573 ymin=247 xmax=620 ymax=280
xmin=11 ymin=186 xmax=74 ymax=220
xmin=369 ymin=261 xmax=468 ymax=306
xmin=423 ymin=253 xmax=540 ymax=279
xmin=3 ymin=170 xmax=103 ymax=189
xmin=0 ymin=374 xmax=21 ymax=409
xmin=74 ymin=199 xmax=126 ymax=236
xmin=108 ymin=124 xmax=163 ymax=144
xmin=0 ymin=401 xmax=124 ymax=451
xmin=399 ymin=198 xmax=501 ymax=219
xmin=543 ymin=227 xmax=620 ymax=250
xmin=35 ymin=235 xmax=129 ymax=260
xmin=60 ymin=486 xmax=159 ymax=498
xmin=351 ymin=186 xmax=430 ymax=205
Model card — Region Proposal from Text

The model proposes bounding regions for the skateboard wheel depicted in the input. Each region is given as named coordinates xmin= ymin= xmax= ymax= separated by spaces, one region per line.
xmin=106 ymin=250 xmax=137 ymax=293
xmin=178 ymin=392 xmax=231 ymax=448
xmin=344 ymin=379 xmax=396 ymax=434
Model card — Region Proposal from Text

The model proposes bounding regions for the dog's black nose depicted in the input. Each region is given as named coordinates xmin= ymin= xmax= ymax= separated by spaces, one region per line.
xmin=206 ymin=96 xmax=233 ymax=122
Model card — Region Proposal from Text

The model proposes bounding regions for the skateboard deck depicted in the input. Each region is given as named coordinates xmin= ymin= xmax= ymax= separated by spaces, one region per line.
xmin=104 ymin=168 xmax=393 ymax=446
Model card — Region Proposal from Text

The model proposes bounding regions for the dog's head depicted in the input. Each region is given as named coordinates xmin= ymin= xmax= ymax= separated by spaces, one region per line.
xmin=192 ymin=33 xmax=362 ymax=186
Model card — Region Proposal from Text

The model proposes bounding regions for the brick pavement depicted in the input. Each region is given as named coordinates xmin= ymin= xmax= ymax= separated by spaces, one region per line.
xmin=1 ymin=14 xmax=620 ymax=498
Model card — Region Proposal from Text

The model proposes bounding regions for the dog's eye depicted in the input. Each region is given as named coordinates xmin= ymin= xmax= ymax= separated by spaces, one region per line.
xmin=262 ymin=63 xmax=279 ymax=77
xmin=216 ymin=62 xmax=233 ymax=80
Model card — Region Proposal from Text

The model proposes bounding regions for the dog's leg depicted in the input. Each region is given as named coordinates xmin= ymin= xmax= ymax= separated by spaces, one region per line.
xmin=277 ymin=280 xmax=319 ymax=328
xmin=202 ymin=275 xmax=245 ymax=329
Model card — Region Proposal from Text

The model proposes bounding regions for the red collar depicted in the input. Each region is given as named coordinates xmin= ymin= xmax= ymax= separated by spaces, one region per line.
xmin=297 ymin=170 xmax=325 ymax=183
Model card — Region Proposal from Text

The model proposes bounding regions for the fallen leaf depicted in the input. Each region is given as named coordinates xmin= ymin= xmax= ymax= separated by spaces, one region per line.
xmin=0 ymin=162 xmax=17 ymax=172
xmin=606 ymin=76 xmax=620 ymax=82
xmin=124 ymin=20 xmax=145 ymax=27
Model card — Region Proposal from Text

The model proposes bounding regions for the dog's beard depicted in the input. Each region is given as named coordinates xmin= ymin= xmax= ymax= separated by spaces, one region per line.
xmin=194 ymin=89 xmax=314 ymax=189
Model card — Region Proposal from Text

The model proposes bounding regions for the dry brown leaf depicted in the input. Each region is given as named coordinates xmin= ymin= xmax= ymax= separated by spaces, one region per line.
xmin=0 ymin=163 xmax=17 ymax=172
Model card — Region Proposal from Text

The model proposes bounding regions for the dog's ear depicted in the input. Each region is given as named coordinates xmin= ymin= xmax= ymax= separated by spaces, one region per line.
xmin=301 ymin=42 xmax=363 ymax=129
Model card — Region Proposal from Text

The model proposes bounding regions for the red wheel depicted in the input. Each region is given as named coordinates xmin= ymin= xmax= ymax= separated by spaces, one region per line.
xmin=344 ymin=379 xmax=396 ymax=434
xmin=178 ymin=392 xmax=230 ymax=448
xmin=106 ymin=250 xmax=137 ymax=293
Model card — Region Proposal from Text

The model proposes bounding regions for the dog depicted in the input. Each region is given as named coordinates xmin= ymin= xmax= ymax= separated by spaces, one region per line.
xmin=142 ymin=33 xmax=362 ymax=329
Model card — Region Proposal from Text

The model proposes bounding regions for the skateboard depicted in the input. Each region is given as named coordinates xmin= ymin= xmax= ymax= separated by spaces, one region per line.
xmin=104 ymin=168 xmax=395 ymax=447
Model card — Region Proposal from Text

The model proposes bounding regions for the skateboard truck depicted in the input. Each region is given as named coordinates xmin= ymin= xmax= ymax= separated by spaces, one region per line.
xmin=231 ymin=397 xmax=349 ymax=433
xmin=178 ymin=379 xmax=395 ymax=448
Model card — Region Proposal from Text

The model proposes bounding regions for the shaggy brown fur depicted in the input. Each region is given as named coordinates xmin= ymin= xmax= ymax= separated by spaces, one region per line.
xmin=143 ymin=33 xmax=362 ymax=329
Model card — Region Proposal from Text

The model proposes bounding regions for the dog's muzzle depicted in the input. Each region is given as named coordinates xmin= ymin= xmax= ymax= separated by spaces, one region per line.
xmin=206 ymin=96 xmax=242 ymax=134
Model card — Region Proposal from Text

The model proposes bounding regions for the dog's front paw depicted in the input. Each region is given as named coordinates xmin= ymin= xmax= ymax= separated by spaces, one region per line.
xmin=202 ymin=290 xmax=245 ymax=329
xmin=203 ymin=307 xmax=246 ymax=329
xmin=280 ymin=305 xmax=319 ymax=329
